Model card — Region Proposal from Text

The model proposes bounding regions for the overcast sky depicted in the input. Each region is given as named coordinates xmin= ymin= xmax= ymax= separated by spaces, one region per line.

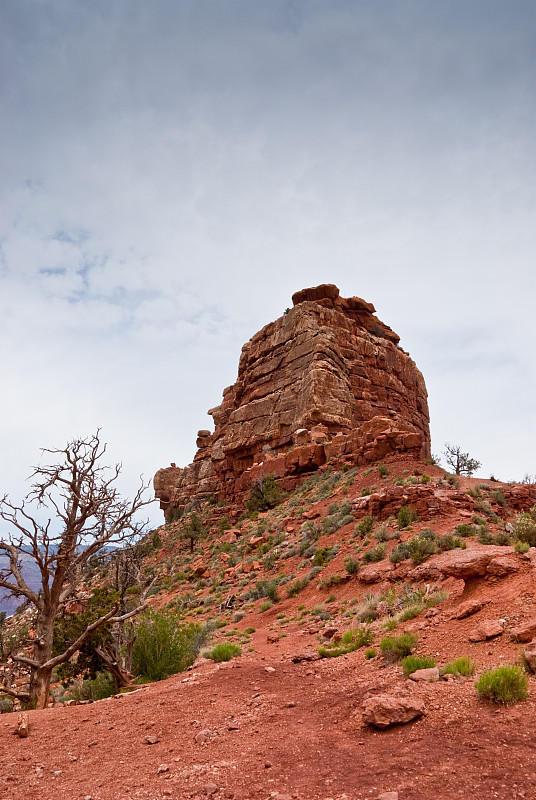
xmin=1 ymin=0 xmax=534 ymax=529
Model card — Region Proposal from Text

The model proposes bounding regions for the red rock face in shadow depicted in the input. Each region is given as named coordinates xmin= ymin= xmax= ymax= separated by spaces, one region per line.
xmin=154 ymin=284 xmax=431 ymax=515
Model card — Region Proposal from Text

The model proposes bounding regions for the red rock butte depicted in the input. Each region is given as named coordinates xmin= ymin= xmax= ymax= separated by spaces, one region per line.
xmin=154 ymin=284 xmax=431 ymax=515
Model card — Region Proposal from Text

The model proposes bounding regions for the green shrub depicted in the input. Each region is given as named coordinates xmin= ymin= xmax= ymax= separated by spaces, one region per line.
xmin=489 ymin=489 xmax=506 ymax=507
xmin=313 ymin=546 xmax=335 ymax=567
xmin=354 ymin=593 xmax=380 ymax=623
xmin=318 ymin=625 xmax=373 ymax=658
xmin=407 ymin=534 xmax=436 ymax=565
xmin=436 ymin=533 xmax=465 ymax=552
xmin=362 ymin=543 xmax=385 ymax=563
xmin=401 ymin=654 xmax=436 ymax=676
xmin=60 ymin=671 xmax=116 ymax=704
xmin=318 ymin=574 xmax=346 ymax=590
xmin=514 ymin=506 xmax=536 ymax=547
xmin=355 ymin=515 xmax=375 ymax=537
xmin=398 ymin=505 xmax=418 ymax=529
xmin=246 ymin=474 xmax=285 ymax=512
xmin=263 ymin=551 xmax=278 ymax=570
xmin=389 ymin=542 xmax=410 ymax=564
xmin=207 ymin=643 xmax=241 ymax=662
xmin=515 ymin=541 xmax=530 ymax=554
xmin=475 ymin=665 xmax=528 ymax=703
xmin=344 ymin=555 xmax=361 ymax=575
xmin=455 ymin=523 xmax=479 ymax=538
xmin=380 ymin=632 xmax=418 ymax=661
xmin=478 ymin=530 xmax=511 ymax=546
xmin=441 ymin=656 xmax=476 ymax=677
xmin=364 ymin=648 xmax=377 ymax=659
xmin=286 ymin=576 xmax=310 ymax=597
xmin=378 ymin=464 xmax=389 ymax=478
xmin=132 ymin=612 xmax=208 ymax=682
xmin=251 ymin=579 xmax=280 ymax=603
xmin=0 ymin=695 xmax=14 ymax=713
xmin=398 ymin=604 xmax=423 ymax=622
xmin=259 ymin=600 xmax=273 ymax=612
xmin=374 ymin=525 xmax=389 ymax=542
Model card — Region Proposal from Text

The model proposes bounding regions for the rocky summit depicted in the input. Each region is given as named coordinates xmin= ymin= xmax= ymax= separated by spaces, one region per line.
xmin=154 ymin=284 xmax=431 ymax=516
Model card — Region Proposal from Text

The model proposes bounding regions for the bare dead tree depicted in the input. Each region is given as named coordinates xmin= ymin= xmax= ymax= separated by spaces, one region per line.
xmin=0 ymin=431 xmax=154 ymax=708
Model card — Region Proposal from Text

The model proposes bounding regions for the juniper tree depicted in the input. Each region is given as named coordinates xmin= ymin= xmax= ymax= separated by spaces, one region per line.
xmin=0 ymin=431 xmax=153 ymax=708
xmin=443 ymin=444 xmax=481 ymax=477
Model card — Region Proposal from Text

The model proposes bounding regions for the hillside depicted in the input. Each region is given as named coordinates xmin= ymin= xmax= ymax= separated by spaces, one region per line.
xmin=2 ymin=456 xmax=536 ymax=800
xmin=2 ymin=285 xmax=536 ymax=799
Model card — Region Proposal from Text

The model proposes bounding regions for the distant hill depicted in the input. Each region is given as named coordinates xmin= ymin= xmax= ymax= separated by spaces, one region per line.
xmin=0 ymin=552 xmax=42 ymax=615
xmin=0 ymin=544 xmax=119 ymax=616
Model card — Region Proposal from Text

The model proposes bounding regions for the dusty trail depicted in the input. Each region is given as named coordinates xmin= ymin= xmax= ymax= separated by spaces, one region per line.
xmin=2 ymin=643 xmax=536 ymax=800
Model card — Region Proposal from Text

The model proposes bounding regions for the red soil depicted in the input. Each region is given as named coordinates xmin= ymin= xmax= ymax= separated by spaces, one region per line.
xmin=3 ymin=460 xmax=536 ymax=800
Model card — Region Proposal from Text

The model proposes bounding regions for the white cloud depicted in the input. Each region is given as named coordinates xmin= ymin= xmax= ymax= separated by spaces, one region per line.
xmin=0 ymin=1 xmax=534 ymax=525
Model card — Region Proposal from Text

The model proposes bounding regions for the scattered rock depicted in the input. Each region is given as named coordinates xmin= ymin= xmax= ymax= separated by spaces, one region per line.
xmin=290 ymin=652 xmax=321 ymax=663
xmin=321 ymin=626 xmax=338 ymax=640
xmin=362 ymin=693 xmax=426 ymax=728
xmin=157 ymin=764 xmax=170 ymax=774
xmin=487 ymin=556 xmax=519 ymax=576
xmin=191 ymin=657 xmax=213 ymax=669
xmin=194 ymin=729 xmax=218 ymax=744
xmin=267 ymin=631 xmax=280 ymax=643
xmin=453 ymin=598 xmax=490 ymax=619
xmin=193 ymin=565 xmax=207 ymax=578
xmin=409 ymin=667 xmax=440 ymax=682
xmin=511 ymin=619 xmax=536 ymax=643
xmin=468 ymin=620 xmax=504 ymax=642
xmin=359 ymin=561 xmax=394 ymax=583
xmin=144 ymin=735 xmax=160 ymax=745
xmin=523 ymin=639 xmax=536 ymax=672
xmin=202 ymin=783 xmax=218 ymax=796
xmin=377 ymin=793 xmax=399 ymax=800
xmin=264 ymin=666 xmax=276 ymax=673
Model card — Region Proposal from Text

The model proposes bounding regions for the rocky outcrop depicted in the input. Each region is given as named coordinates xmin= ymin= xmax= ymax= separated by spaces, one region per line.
xmin=154 ymin=284 xmax=431 ymax=515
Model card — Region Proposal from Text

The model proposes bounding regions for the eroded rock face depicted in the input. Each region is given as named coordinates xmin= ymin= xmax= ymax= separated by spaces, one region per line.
xmin=154 ymin=284 xmax=431 ymax=514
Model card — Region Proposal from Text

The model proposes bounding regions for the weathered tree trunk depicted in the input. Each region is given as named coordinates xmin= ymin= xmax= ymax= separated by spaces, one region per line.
xmin=28 ymin=666 xmax=53 ymax=710
xmin=17 ymin=711 xmax=29 ymax=737
xmin=26 ymin=602 xmax=56 ymax=709
xmin=94 ymin=645 xmax=135 ymax=692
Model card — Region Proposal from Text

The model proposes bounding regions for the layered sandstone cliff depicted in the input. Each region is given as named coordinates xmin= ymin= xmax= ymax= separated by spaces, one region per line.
xmin=154 ymin=284 xmax=431 ymax=515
